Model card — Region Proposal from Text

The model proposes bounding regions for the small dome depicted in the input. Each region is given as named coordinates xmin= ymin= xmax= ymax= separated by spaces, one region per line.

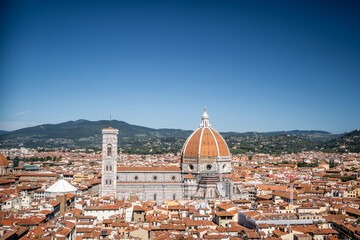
xmin=45 ymin=179 xmax=78 ymax=194
xmin=0 ymin=154 xmax=9 ymax=167
xmin=181 ymin=109 xmax=230 ymax=159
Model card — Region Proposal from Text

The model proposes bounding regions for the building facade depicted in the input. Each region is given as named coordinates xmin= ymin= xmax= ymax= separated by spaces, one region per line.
xmin=101 ymin=109 xmax=244 ymax=202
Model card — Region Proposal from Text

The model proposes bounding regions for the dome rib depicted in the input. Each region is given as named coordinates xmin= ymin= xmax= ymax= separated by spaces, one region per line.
xmin=183 ymin=128 xmax=202 ymax=157
xmin=181 ymin=128 xmax=199 ymax=154
xmin=198 ymin=128 xmax=205 ymax=156
xmin=208 ymin=127 xmax=220 ymax=156
xmin=210 ymin=128 xmax=230 ymax=156
xmin=182 ymin=127 xmax=230 ymax=158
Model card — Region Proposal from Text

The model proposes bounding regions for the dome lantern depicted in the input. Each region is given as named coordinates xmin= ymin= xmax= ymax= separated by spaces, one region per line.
xmin=199 ymin=107 xmax=211 ymax=128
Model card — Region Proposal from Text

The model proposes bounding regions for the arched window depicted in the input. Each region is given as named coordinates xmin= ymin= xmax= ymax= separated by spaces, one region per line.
xmin=106 ymin=179 xmax=108 ymax=185
xmin=109 ymin=179 xmax=112 ymax=185
xmin=107 ymin=144 xmax=112 ymax=156
xmin=109 ymin=165 xmax=112 ymax=171
xmin=106 ymin=165 xmax=108 ymax=171
xmin=154 ymin=193 xmax=157 ymax=201
xmin=173 ymin=193 xmax=176 ymax=200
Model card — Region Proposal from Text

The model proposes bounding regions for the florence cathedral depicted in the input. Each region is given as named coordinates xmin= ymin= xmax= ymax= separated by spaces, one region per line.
xmin=101 ymin=109 xmax=245 ymax=202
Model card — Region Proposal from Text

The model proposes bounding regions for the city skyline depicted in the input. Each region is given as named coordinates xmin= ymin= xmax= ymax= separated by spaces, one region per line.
xmin=1 ymin=0 xmax=360 ymax=133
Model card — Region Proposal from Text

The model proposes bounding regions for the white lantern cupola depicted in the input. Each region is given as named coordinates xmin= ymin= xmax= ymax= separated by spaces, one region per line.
xmin=199 ymin=107 xmax=211 ymax=128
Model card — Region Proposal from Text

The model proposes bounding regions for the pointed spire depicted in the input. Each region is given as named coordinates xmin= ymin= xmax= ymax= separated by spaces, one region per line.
xmin=105 ymin=114 xmax=114 ymax=130
xmin=199 ymin=107 xmax=211 ymax=128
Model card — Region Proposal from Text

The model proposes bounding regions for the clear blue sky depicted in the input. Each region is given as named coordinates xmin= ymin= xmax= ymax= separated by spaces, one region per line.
xmin=1 ymin=0 xmax=359 ymax=133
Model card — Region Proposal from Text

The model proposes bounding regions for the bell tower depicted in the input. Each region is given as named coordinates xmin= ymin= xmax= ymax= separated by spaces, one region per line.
xmin=101 ymin=126 xmax=118 ymax=197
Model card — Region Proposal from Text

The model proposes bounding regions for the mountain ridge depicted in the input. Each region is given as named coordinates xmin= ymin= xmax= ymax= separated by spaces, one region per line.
xmin=0 ymin=119 xmax=358 ymax=154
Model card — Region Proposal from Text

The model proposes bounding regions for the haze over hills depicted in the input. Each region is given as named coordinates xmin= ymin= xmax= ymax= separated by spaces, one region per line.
xmin=0 ymin=119 xmax=358 ymax=154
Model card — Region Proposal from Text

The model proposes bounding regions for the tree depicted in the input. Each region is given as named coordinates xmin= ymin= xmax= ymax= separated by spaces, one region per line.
xmin=13 ymin=159 xmax=19 ymax=168
xmin=329 ymin=161 xmax=337 ymax=168
xmin=280 ymin=161 xmax=290 ymax=164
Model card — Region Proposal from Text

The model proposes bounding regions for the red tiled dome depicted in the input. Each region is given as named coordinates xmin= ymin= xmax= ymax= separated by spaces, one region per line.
xmin=181 ymin=109 xmax=230 ymax=159
xmin=0 ymin=153 xmax=9 ymax=167
xmin=182 ymin=127 xmax=230 ymax=158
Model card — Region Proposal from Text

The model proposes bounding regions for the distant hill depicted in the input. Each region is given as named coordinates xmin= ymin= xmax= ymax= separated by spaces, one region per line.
xmin=261 ymin=130 xmax=342 ymax=142
xmin=0 ymin=119 xmax=192 ymax=149
xmin=322 ymin=129 xmax=360 ymax=153
xmin=223 ymin=130 xmax=359 ymax=154
xmin=0 ymin=130 xmax=8 ymax=135
xmin=0 ymin=120 xmax=358 ymax=154
xmin=224 ymin=132 xmax=321 ymax=155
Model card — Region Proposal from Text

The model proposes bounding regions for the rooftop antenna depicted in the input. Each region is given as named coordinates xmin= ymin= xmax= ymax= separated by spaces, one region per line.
xmin=109 ymin=114 xmax=112 ymax=127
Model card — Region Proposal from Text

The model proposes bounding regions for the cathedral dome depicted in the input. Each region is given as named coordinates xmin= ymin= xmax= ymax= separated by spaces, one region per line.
xmin=182 ymin=109 xmax=230 ymax=159
xmin=0 ymin=153 xmax=9 ymax=167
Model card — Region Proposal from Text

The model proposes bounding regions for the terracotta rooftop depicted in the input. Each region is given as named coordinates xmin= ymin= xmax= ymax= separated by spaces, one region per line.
xmin=184 ymin=173 xmax=195 ymax=179
xmin=117 ymin=166 xmax=180 ymax=172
